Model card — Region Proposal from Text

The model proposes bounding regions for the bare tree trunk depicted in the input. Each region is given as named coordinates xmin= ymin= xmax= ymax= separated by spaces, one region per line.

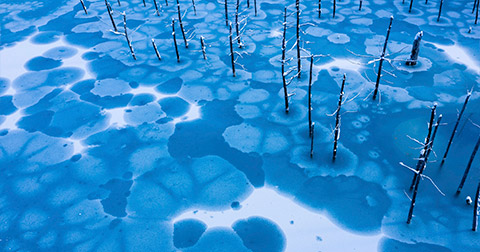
xmin=229 ymin=23 xmax=236 ymax=77
xmin=296 ymin=0 xmax=301 ymax=78
xmin=172 ymin=19 xmax=180 ymax=62
xmin=373 ymin=16 xmax=393 ymax=100
xmin=153 ymin=0 xmax=160 ymax=16
xmin=105 ymin=0 xmax=118 ymax=32
xmin=308 ymin=55 xmax=314 ymax=137
xmin=152 ymin=39 xmax=162 ymax=60
xmin=176 ymin=0 xmax=189 ymax=48
xmin=200 ymin=36 xmax=207 ymax=60
xmin=410 ymin=107 xmax=438 ymax=190
xmin=122 ymin=13 xmax=137 ymax=60
xmin=333 ymin=0 xmax=336 ymax=18
xmin=473 ymin=0 xmax=478 ymax=13
xmin=318 ymin=0 xmax=321 ymax=18
xmin=409 ymin=0 xmax=414 ymax=13
xmin=235 ymin=0 xmax=243 ymax=48
xmin=225 ymin=0 xmax=229 ymax=26
xmin=80 ymin=0 xmax=88 ymax=14
xmin=359 ymin=0 xmax=363 ymax=11
xmin=192 ymin=0 xmax=197 ymax=15
xmin=254 ymin=0 xmax=257 ymax=16
xmin=457 ymin=135 xmax=480 ymax=194
xmin=473 ymin=182 xmax=480 ymax=231
xmin=310 ymin=123 xmax=315 ymax=158
xmin=406 ymin=31 xmax=423 ymax=66
xmin=281 ymin=7 xmax=289 ymax=113
xmin=117 ymin=0 xmax=121 ymax=6
xmin=333 ymin=74 xmax=346 ymax=161
xmin=441 ymin=93 xmax=471 ymax=166
xmin=143 ymin=0 xmax=146 ymax=7
xmin=437 ymin=0 xmax=443 ymax=22
xmin=407 ymin=105 xmax=437 ymax=224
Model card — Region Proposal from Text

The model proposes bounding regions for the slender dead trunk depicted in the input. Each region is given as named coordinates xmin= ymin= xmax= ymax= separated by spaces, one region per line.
xmin=122 ymin=13 xmax=137 ymax=60
xmin=457 ymin=134 xmax=480 ymax=194
xmin=247 ymin=0 xmax=250 ymax=8
xmin=105 ymin=0 xmax=118 ymax=32
xmin=333 ymin=0 xmax=336 ymax=18
xmin=407 ymin=105 xmax=437 ymax=224
xmin=473 ymin=0 xmax=478 ymax=13
xmin=359 ymin=0 xmax=363 ymax=11
xmin=333 ymin=74 xmax=346 ymax=161
xmin=473 ymin=182 xmax=480 ymax=231
xmin=406 ymin=31 xmax=423 ymax=66
xmin=143 ymin=0 xmax=146 ymax=7
xmin=441 ymin=93 xmax=471 ymax=166
xmin=225 ymin=0 xmax=229 ymax=26
xmin=476 ymin=0 xmax=479 ymax=24
xmin=117 ymin=0 xmax=121 ymax=6
xmin=172 ymin=19 xmax=180 ymax=62
xmin=80 ymin=0 xmax=88 ymax=14
xmin=410 ymin=106 xmax=438 ymax=190
xmin=176 ymin=0 xmax=189 ymax=48
xmin=373 ymin=16 xmax=393 ymax=100
xmin=437 ymin=0 xmax=443 ymax=22
xmin=308 ymin=55 xmax=314 ymax=138
xmin=310 ymin=122 xmax=315 ymax=158
xmin=296 ymin=0 xmax=301 ymax=78
xmin=254 ymin=0 xmax=257 ymax=16
xmin=165 ymin=0 xmax=169 ymax=6
xmin=153 ymin=0 xmax=160 ymax=16
xmin=152 ymin=39 xmax=162 ymax=60
xmin=409 ymin=0 xmax=414 ymax=13
xmin=235 ymin=0 xmax=242 ymax=48
xmin=192 ymin=0 xmax=197 ymax=15
xmin=425 ymin=0 xmax=428 ymax=4
xmin=318 ymin=0 xmax=322 ymax=18
xmin=281 ymin=7 xmax=289 ymax=113
xmin=200 ymin=36 xmax=207 ymax=60
xmin=229 ymin=23 xmax=236 ymax=77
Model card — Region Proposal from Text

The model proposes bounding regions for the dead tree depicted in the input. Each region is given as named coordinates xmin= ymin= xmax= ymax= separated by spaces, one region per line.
xmin=200 ymin=36 xmax=207 ymax=60
xmin=165 ymin=0 xmax=169 ymax=6
xmin=296 ymin=0 xmax=301 ymax=78
xmin=192 ymin=0 xmax=197 ymax=15
xmin=281 ymin=7 xmax=289 ymax=113
xmin=476 ymin=0 xmax=479 ymax=24
xmin=80 ymin=0 xmax=88 ymax=14
xmin=176 ymin=0 xmax=189 ymax=48
xmin=437 ymin=0 xmax=443 ymax=22
xmin=153 ymin=0 xmax=160 ymax=16
xmin=457 ymin=134 xmax=480 ymax=194
xmin=372 ymin=16 xmax=393 ymax=100
xmin=225 ymin=0 xmax=229 ymax=26
xmin=105 ymin=0 xmax=118 ymax=32
xmin=441 ymin=92 xmax=472 ymax=166
xmin=409 ymin=0 xmax=414 ymax=13
xmin=308 ymin=55 xmax=314 ymax=137
xmin=152 ymin=39 xmax=162 ymax=60
xmin=406 ymin=31 xmax=423 ymax=66
xmin=117 ymin=0 xmax=121 ymax=6
xmin=473 ymin=182 xmax=480 ymax=231
xmin=359 ymin=0 xmax=363 ymax=11
xmin=318 ymin=0 xmax=322 ymax=18
xmin=229 ymin=23 xmax=236 ymax=77
xmin=310 ymin=122 xmax=315 ymax=158
xmin=407 ymin=104 xmax=437 ymax=224
xmin=254 ymin=0 xmax=257 ymax=16
xmin=410 ymin=107 xmax=439 ymax=190
xmin=333 ymin=0 xmax=336 ymax=18
xmin=143 ymin=0 xmax=146 ymax=7
xmin=235 ymin=0 xmax=243 ymax=48
xmin=122 ymin=13 xmax=137 ymax=60
xmin=172 ymin=19 xmax=180 ymax=62
xmin=333 ymin=74 xmax=346 ymax=161
xmin=473 ymin=0 xmax=478 ymax=14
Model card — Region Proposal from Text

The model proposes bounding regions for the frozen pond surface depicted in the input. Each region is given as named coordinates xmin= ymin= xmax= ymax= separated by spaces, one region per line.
xmin=1 ymin=0 xmax=480 ymax=251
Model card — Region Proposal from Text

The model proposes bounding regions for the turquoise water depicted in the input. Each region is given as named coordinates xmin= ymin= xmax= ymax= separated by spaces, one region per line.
xmin=0 ymin=0 xmax=480 ymax=251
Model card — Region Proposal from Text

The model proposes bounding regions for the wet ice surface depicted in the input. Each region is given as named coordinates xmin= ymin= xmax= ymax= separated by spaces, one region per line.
xmin=1 ymin=0 xmax=480 ymax=251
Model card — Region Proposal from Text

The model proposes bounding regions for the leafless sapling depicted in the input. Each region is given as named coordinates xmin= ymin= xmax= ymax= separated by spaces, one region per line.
xmin=122 ymin=13 xmax=137 ymax=60
xmin=372 ymin=16 xmax=393 ymax=100
xmin=247 ymin=0 xmax=250 ymax=8
xmin=281 ymin=7 xmax=289 ymax=113
xmin=80 ymin=0 xmax=88 ymax=14
xmin=229 ymin=23 xmax=236 ymax=77
xmin=143 ymin=0 xmax=146 ymax=7
xmin=457 ymin=134 xmax=480 ymax=194
xmin=235 ymin=0 xmax=243 ymax=48
xmin=153 ymin=0 xmax=160 ymax=16
xmin=176 ymin=0 xmax=189 ymax=48
xmin=441 ymin=92 xmax=472 ymax=166
xmin=409 ymin=0 xmax=414 ymax=13
xmin=152 ymin=39 xmax=162 ymax=60
xmin=172 ymin=19 xmax=181 ymax=62
xmin=308 ymin=55 xmax=314 ymax=137
xmin=476 ymin=0 xmax=479 ymax=24
xmin=359 ymin=0 xmax=363 ymax=11
xmin=333 ymin=0 xmax=336 ymax=18
xmin=117 ymin=0 xmax=121 ymax=6
xmin=165 ymin=0 xmax=169 ymax=6
xmin=406 ymin=31 xmax=423 ymax=66
xmin=225 ymin=0 xmax=229 ymax=26
xmin=105 ymin=0 xmax=118 ymax=32
xmin=410 ymin=109 xmax=440 ymax=190
xmin=333 ymin=74 xmax=346 ymax=161
xmin=473 ymin=0 xmax=478 ymax=13
xmin=473 ymin=182 xmax=480 ymax=231
xmin=407 ymin=104 xmax=437 ymax=224
xmin=254 ymin=0 xmax=257 ymax=16
xmin=296 ymin=0 xmax=301 ymax=78
xmin=437 ymin=0 xmax=443 ymax=22
xmin=192 ymin=0 xmax=197 ymax=15
xmin=200 ymin=36 xmax=207 ymax=60
xmin=318 ymin=0 xmax=322 ymax=18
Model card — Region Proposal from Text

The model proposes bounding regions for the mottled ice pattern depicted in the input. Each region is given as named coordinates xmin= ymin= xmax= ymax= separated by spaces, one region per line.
xmin=1 ymin=0 xmax=480 ymax=251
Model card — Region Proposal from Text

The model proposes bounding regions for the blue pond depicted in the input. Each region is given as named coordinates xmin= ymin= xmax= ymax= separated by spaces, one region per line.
xmin=1 ymin=0 xmax=480 ymax=251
